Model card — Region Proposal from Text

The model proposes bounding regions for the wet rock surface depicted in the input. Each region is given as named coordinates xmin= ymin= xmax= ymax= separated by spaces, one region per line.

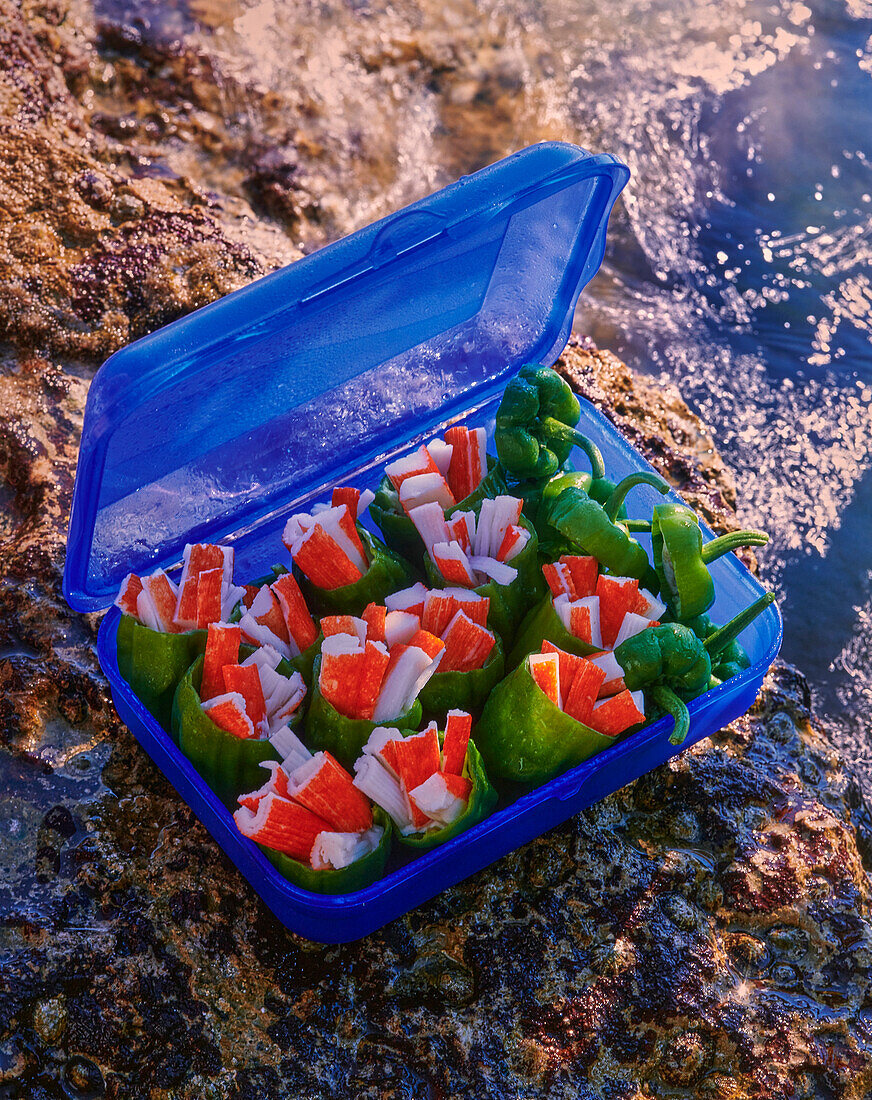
xmin=2 ymin=2 xmax=872 ymax=1098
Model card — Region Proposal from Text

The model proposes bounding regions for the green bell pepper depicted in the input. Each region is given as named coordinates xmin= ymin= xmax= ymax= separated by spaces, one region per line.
xmin=494 ymin=363 xmax=605 ymax=480
xmin=475 ymin=660 xmax=615 ymax=783
xmin=651 ymin=502 xmax=769 ymax=620
xmin=543 ymin=472 xmax=669 ymax=583
xmin=172 ymin=654 xmax=282 ymax=807
xmin=424 ymin=514 xmax=546 ymax=640
xmin=296 ymin=526 xmax=415 ymax=619
xmin=304 ymin=655 xmax=423 ymax=770
xmin=260 ymin=807 xmax=392 ymax=895
xmin=506 ymin=594 xmax=599 ymax=669
xmin=116 ymin=613 xmax=207 ymax=735
xmin=370 ymin=456 xmax=507 ymax=567
xmin=418 ymin=633 xmax=505 ymax=718
xmin=397 ymin=738 xmax=497 ymax=851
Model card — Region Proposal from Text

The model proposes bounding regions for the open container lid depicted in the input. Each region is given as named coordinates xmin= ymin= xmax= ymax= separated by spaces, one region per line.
xmin=64 ymin=142 xmax=629 ymax=612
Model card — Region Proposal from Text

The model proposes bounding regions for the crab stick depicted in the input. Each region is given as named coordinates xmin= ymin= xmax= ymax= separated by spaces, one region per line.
xmin=528 ymin=652 xmax=561 ymax=708
xmin=385 ymin=583 xmax=428 ymax=617
xmin=271 ymin=572 xmax=318 ymax=654
xmin=589 ymin=690 xmax=646 ymax=737
xmin=222 ymin=663 xmax=268 ymax=735
xmin=285 ymin=751 xmax=373 ymax=833
xmin=201 ymin=622 xmax=242 ymax=702
xmin=562 ymin=658 xmax=608 ymax=726
xmin=115 ymin=573 xmax=144 ymax=618
xmin=385 ymin=445 xmax=441 ymax=492
xmin=441 ymin=710 xmax=472 ymax=775
xmin=353 ymin=750 xmax=415 ymax=833
xmin=137 ymin=570 xmax=181 ymax=633
xmin=440 ymin=611 xmax=495 ymax=673
xmin=409 ymin=772 xmax=472 ymax=825
xmin=202 ymin=692 xmax=255 ymax=739
xmin=234 ymin=793 xmax=330 ymax=861
xmin=310 ymin=827 xmax=384 ymax=871
xmin=320 ymin=615 xmax=368 ymax=644
xmin=362 ymin=602 xmax=387 ymax=644
xmin=174 ymin=544 xmax=234 ymax=630
xmin=432 ymin=542 xmax=477 ymax=587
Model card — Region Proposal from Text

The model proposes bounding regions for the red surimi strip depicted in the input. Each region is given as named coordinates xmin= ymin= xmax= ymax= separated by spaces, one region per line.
xmin=115 ymin=573 xmax=143 ymax=617
xmin=408 ymin=502 xmax=450 ymax=555
xmin=356 ymin=641 xmax=391 ymax=720
xmin=432 ymin=542 xmax=477 ymax=587
xmin=139 ymin=570 xmax=181 ymax=633
xmin=426 ymin=439 xmax=453 ymax=478
xmin=590 ymin=650 xmax=626 ymax=696
xmin=444 ymin=426 xmax=472 ymax=500
xmin=386 ymin=445 xmax=440 ymax=492
xmin=202 ymin=692 xmax=255 ymax=739
xmin=200 ymin=622 xmax=241 ymax=702
xmin=562 ymin=659 xmax=607 ymax=726
xmin=236 ymin=760 xmax=291 ymax=810
xmin=595 ymin=575 xmax=641 ymax=649
xmin=286 ymin=751 xmax=373 ymax=833
xmin=362 ymin=603 xmax=387 ymax=644
xmin=589 ymin=690 xmax=646 ymax=737
xmin=335 ymin=503 xmax=368 ymax=562
xmin=496 ymin=525 xmax=529 ymax=563
xmin=408 ymin=629 xmax=445 ymax=661
xmin=440 ymin=611 xmax=495 ymax=673
xmin=319 ymin=634 xmax=365 ymax=718
xmin=448 ymin=513 xmax=473 ymax=553
xmin=442 ymin=710 xmax=472 ymax=775
xmin=380 ymin=726 xmax=441 ymax=800
xmin=541 ymin=640 xmax=588 ymax=698
xmin=194 ymin=567 xmax=225 ymax=629
xmin=332 ymin=486 xmax=360 ymax=516
xmin=385 ymin=583 xmax=428 ymax=617
xmin=249 ymin=585 xmax=291 ymax=644
xmin=554 ymin=594 xmax=603 ymax=648
xmin=612 ymin=612 xmax=655 ymax=650
xmin=353 ymin=750 xmax=415 ymax=833
xmin=321 ymin=615 xmax=368 ymax=643
xmin=543 ymin=561 xmax=574 ymax=600
xmin=174 ymin=544 xmax=229 ymax=629
xmin=222 ymin=663 xmax=268 ymax=735
xmin=372 ymin=646 xmax=435 ymax=721
xmin=237 ymin=612 xmax=291 ymax=661
xmin=234 ymin=793 xmax=330 ymax=861
xmin=293 ymin=525 xmax=364 ymax=589
xmin=528 ymin=652 xmax=561 ymax=708
xmin=561 ymin=556 xmax=598 ymax=599
xmin=271 ymin=572 xmax=318 ymax=654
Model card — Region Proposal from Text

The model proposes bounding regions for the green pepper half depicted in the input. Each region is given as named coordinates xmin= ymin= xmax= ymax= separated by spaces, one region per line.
xmin=172 ymin=654 xmax=282 ymax=807
xmin=260 ymin=807 xmax=392 ymax=895
xmin=418 ymin=633 xmax=505 ymax=718
xmin=397 ymin=738 xmax=497 ymax=851
xmin=475 ymin=661 xmax=615 ymax=784
xmin=304 ymin=655 xmax=423 ymax=770
xmin=296 ymin=526 xmax=415 ymax=618
xmin=116 ymin=613 xmax=207 ymax=735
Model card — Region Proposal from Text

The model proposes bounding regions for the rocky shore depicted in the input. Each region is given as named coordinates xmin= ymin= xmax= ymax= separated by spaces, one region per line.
xmin=2 ymin=2 xmax=872 ymax=1097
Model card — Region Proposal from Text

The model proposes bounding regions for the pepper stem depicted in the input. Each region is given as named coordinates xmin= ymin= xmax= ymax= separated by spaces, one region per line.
xmin=703 ymin=593 xmax=776 ymax=659
xmin=604 ymin=472 xmax=669 ymax=522
xmin=650 ymin=685 xmax=690 ymax=746
xmin=700 ymin=530 xmax=769 ymax=564
xmin=538 ymin=417 xmax=606 ymax=480
xmin=623 ymin=518 xmax=652 ymax=533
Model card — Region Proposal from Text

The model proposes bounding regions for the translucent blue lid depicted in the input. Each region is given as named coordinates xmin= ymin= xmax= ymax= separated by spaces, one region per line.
xmin=64 ymin=142 xmax=629 ymax=611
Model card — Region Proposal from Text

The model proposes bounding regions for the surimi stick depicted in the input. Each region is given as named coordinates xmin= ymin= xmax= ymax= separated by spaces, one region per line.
xmin=528 ymin=652 xmax=561 ymax=708
xmin=385 ymin=583 xmax=428 ymax=617
xmin=202 ymin=692 xmax=255 ymax=739
xmin=285 ymin=751 xmax=373 ymax=833
xmin=441 ymin=710 xmax=472 ymax=775
xmin=234 ymin=793 xmax=330 ymax=861
xmin=115 ymin=573 xmax=143 ymax=618
xmin=138 ymin=570 xmax=181 ymax=633
xmin=201 ymin=622 xmax=241 ymax=702
xmin=271 ymin=572 xmax=318 ymax=654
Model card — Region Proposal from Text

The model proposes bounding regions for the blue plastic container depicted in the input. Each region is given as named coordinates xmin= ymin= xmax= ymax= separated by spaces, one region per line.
xmin=65 ymin=143 xmax=781 ymax=942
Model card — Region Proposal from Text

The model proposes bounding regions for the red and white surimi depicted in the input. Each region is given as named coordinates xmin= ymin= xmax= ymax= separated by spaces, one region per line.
xmin=269 ymin=724 xmax=312 ymax=772
xmin=271 ymin=572 xmax=318 ymax=655
xmin=543 ymin=561 xmax=575 ymax=600
xmin=362 ymin=603 xmax=387 ymax=644
xmin=409 ymin=772 xmax=471 ymax=825
xmin=237 ymin=611 xmax=291 ymax=660
xmin=222 ymin=663 xmax=268 ymax=735
xmin=385 ymin=445 xmax=440 ymax=492
xmin=432 ymin=542 xmax=477 ymax=587
xmin=635 ymin=588 xmax=667 ymax=621
xmin=496 ymin=525 xmax=529 ymax=563
xmin=421 ymin=589 xmax=488 ymax=636
xmin=285 ymin=751 xmax=373 ymax=833
xmin=554 ymin=594 xmax=603 ymax=649
xmin=589 ymin=650 xmax=626 ymax=697
xmin=201 ymin=622 xmax=242 ymax=702
xmin=234 ymin=793 xmax=330 ymax=862
xmin=137 ymin=570 xmax=181 ymax=633
xmin=320 ymin=615 xmax=368 ymax=644
xmin=384 ymin=610 xmax=421 ymax=648
xmin=249 ymin=585 xmax=291 ymax=645
xmin=408 ymin=502 xmax=450 ymax=553
xmin=202 ymin=692 xmax=255 ymax=739
xmin=441 ymin=710 xmax=472 ymax=775
xmin=319 ymin=633 xmax=366 ymax=718
xmin=372 ymin=643 xmax=443 ymax=721
xmin=426 ymin=439 xmax=453 ymax=479
xmin=352 ymin=750 xmax=415 ymax=833
xmin=236 ymin=760 xmax=291 ymax=811
xmin=115 ymin=573 xmax=144 ymax=618
xmin=469 ymin=556 xmax=517 ymax=587
xmin=385 ymin=583 xmax=428 ymax=617
xmin=589 ymin=690 xmax=646 ymax=737
xmin=562 ymin=658 xmax=607 ymax=726
xmin=444 ymin=425 xmax=487 ymax=502
xmin=173 ymin=544 xmax=234 ymax=630
xmin=440 ymin=611 xmax=495 ymax=673
xmin=528 ymin=652 xmax=561 ymax=708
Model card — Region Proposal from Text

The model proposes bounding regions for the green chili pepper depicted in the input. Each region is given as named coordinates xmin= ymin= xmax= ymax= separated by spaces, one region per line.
xmin=543 ymin=472 xmax=669 ymax=582
xmin=418 ymin=634 xmax=505 ymax=718
xmin=424 ymin=514 xmax=546 ymax=639
xmin=304 ymin=655 xmax=423 ymax=770
xmin=475 ymin=660 xmax=615 ymax=783
xmin=494 ymin=363 xmax=605 ymax=480
xmin=397 ymin=738 xmax=497 ymax=851
xmin=116 ymin=613 xmax=207 ymax=735
xmin=615 ymin=592 xmax=776 ymax=745
xmin=172 ymin=653 xmax=283 ymax=807
xmin=260 ymin=807 xmax=392 ymax=894
xmin=371 ymin=457 xmax=507 ymax=567
xmin=506 ymin=594 xmax=599 ymax=669
xmin=296 ymin=526 xmax=415 ymax=619
xmin=651 ymin=502 xmax=770 ymax=621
